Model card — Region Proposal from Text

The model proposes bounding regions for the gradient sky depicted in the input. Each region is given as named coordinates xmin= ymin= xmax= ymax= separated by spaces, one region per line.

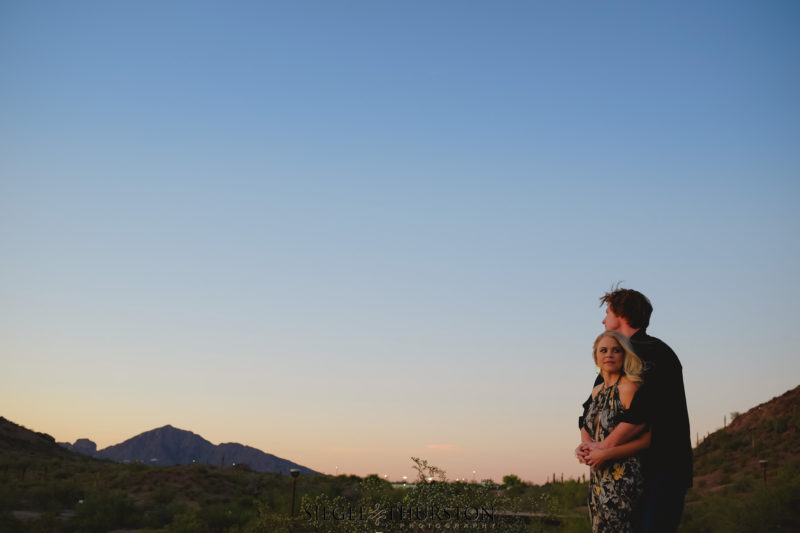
xmin=2 ymin=1 xmax=799 ymax=484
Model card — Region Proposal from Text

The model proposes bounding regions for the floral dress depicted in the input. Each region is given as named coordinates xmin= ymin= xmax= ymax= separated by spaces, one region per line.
xmin=582 ymin=376 xmax=644 ymax=533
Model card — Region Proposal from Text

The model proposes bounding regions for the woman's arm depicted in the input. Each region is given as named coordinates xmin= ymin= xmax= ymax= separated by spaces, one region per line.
xmin=584 ymin=431 xmax=651 ymax=469
xmin=576 ymin=386 xmax=601 ymax=464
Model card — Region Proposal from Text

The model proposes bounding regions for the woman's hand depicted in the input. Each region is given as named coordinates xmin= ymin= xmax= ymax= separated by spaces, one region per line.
xmin=575 ymin=443 xmax=589 ymax=464
xmin=584 ymin=446 xmax=608 ymax=469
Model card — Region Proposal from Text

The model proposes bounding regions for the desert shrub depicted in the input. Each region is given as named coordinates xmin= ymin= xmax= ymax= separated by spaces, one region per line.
xmin=0 ymin=510 xmax=22 ymax=533
xmin=680 ymin=470 xmax=800 ymax=532
xmin=246 ymin=500 xmax=295 ymax=533
xmin=792 ymin=411 xmax=800 ymax=431
xmin=197 ymin=497 xmax=255 ymax=531
xmin=733 ymin=474 xmax=756 ymax=493
xmin=167 ymin=510 xmax=212 ymax=533
xmin=560 ymin=513 xmax=592 ymax=533
xmin=684 ymin=487 xmax=701 ymax=503
xmin=696 ymin=451 xmax=723 ymax=475
xmin=771 ymin=415 xmax=789 ymax=434
xmin=74 ymin=491 xmax=142 ymax=532
xmin=20 ymin=511 xmax=68 ymax=533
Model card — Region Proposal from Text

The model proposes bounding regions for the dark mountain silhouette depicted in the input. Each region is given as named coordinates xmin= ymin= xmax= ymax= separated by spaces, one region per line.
xmin=0 ymin=416 xmax=74 ymax=457
xmin=60 ymin=424 xmax=317 ymax=475
xmin=63 ymin=438 xmax=97 ymax=456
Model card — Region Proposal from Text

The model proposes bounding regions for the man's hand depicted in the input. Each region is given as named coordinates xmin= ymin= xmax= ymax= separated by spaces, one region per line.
xmin=580 ymin=441 xmax=606 ymax=452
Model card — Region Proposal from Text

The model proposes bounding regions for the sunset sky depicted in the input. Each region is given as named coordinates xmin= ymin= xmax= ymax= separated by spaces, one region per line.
xmin=2 ymin=1 xmax=799 ymax=483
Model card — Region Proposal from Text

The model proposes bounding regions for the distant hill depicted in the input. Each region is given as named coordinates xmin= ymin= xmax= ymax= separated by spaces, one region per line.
xmin=60 ymin=424 xmax=317 ymax=475
xmin=0 ymin=416 xmax=74 ymax=458
xmin=691 ymin=384 xmax=800 ymax=491
xmin=679 ymin=385 xmax=800 ymax=531
xmin=727 ymin=384 xmax=800 ymax=433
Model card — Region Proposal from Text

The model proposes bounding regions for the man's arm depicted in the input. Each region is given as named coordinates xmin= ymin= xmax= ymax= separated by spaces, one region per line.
xmin=581 ymin=421 xmax=646 ymax=451
xmin=584 ymin=431 xmax=651 ymax=469
xmin=604 ymin=421 xmax=647 ymax=448
xmin=581 ymin=379 xmax=646 ymax=451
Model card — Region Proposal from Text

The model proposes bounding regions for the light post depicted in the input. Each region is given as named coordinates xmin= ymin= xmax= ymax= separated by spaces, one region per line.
xmin=290 ymin=469 xmax=300 ymax=518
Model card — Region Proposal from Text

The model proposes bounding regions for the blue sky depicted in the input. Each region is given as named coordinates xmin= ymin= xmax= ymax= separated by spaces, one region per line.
xmin=2 ymin=1 xmax=799 ymax=482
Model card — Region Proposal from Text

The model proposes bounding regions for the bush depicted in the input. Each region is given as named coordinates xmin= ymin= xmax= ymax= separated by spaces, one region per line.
xmin=167 ymin=510 xmax=212 ymax=533
xmin=733 ymin=474 xmax=756 ymax=493
xmin=197 ymin=497 xmax=256 ymax=531
xmin=74 ymin=492 xmax=142 ymax=532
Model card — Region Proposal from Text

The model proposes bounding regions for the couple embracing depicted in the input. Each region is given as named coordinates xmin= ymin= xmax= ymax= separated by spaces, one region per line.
xmin=576 ymin=288 xmax=693 ymax=533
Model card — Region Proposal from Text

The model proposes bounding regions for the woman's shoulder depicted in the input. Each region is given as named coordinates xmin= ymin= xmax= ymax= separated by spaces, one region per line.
xmin=617 ymin=375 xmax=641 ymax=394
xmin=617 ymin=376 xmax=640 ymax=408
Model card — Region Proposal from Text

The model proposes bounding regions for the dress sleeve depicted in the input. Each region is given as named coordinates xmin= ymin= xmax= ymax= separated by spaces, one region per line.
xmin=578 ymin=394 xmax=592 ymax=430
xmin=579 ymin=374 xmax=603 ymax=430
xmin=617 ymin=384 xmax=650 ymax=425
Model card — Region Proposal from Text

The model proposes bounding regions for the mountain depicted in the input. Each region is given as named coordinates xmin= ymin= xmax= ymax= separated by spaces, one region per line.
xmin=66 ymin=438 xmax=97 ymax=455
xmin=691 ymin=383 xmax=800 ymax=491
xmin=727 ymin=384 xmax=800 ymax=433
xmin=0 ymin=416 xmax=74 ymax=457
xmin=61 ymin=424 xmax=317 ymax=475
xmin=680 ymin=385 xmax=800 ymax=532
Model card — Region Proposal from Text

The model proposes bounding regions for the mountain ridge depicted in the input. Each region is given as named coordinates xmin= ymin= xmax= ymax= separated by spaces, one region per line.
xmin=691 ymin=383 xmax=800 ymax=494
xmin=59 ymin=424 xmax=317 ymax=475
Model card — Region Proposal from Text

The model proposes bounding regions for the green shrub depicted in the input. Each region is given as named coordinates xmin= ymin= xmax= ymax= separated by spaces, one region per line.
xmin=74 ymin=492 xmax=142 ymax=533
xmin=733 ymin=474 xmax=756 ymax=493
xmin=167 ymin=510 xmax=212 ymax=533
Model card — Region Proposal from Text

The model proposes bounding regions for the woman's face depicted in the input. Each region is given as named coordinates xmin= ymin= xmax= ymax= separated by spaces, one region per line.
xmin=595 ymin=335 xmax=624 ymax=375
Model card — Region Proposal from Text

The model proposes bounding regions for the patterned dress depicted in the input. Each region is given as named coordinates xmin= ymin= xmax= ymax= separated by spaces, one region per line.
xmin=582 ymin=376 xmax=644 ymax=533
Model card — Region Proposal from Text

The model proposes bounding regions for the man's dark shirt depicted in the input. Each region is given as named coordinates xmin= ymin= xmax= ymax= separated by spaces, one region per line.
xmin=580 ymin=330 xmax=693 ymax=488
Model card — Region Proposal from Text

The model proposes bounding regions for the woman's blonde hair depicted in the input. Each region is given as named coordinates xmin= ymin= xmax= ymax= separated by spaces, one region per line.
xmin=592 ymin=330 xmax=644 ymax=384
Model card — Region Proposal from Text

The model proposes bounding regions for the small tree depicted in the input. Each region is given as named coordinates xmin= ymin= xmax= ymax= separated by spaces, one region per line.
xmin=410 ymin=457 xmax=447 ymax=483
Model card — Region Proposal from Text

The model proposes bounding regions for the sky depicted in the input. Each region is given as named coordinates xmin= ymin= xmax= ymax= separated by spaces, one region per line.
xmin=1 ymin=1 xmax=799 ymax=484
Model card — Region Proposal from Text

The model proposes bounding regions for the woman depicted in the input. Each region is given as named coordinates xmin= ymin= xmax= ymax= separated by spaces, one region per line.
xmin=579 ymin=330 xmax=646 ymax=533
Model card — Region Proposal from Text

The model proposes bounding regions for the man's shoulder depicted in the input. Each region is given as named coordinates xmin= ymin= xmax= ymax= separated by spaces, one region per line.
xmin=631 ymin=331 xmax=674 ymax=351
xmin=632 ymin=331 xmax=682 ymax=369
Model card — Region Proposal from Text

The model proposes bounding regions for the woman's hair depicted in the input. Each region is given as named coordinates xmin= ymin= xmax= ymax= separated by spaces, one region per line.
xmin=592 ymin=330 xmax=644 ymax=384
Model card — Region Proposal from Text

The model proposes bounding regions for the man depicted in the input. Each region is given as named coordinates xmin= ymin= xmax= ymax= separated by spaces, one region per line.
xmin=578 ymin=288 xmax=692 ymax=533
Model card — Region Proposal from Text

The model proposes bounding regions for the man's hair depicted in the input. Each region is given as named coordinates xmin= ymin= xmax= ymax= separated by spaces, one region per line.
xmin=599 ymin=287 xmax=653 ymax=331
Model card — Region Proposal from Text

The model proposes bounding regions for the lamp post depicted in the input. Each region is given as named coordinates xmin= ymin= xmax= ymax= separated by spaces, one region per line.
xmin=290 ymin=469 xmax=300 ymax=518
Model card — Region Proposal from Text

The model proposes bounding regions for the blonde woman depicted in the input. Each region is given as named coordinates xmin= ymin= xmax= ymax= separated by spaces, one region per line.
xmin=579 ymin=331 xmax=646 ymax=533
